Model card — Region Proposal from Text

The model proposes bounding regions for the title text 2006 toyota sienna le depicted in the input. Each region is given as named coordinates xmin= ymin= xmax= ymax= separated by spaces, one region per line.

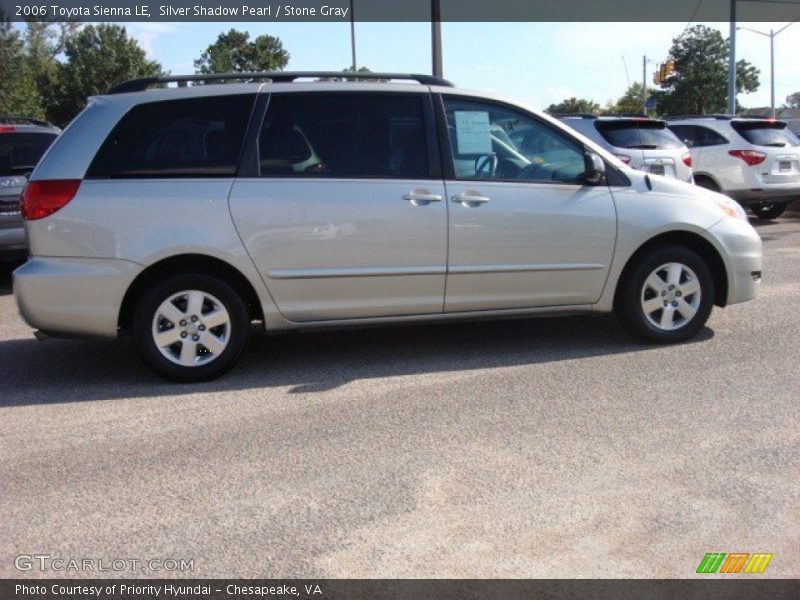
xmin=13 ymin=72 xmax=762 ymax=382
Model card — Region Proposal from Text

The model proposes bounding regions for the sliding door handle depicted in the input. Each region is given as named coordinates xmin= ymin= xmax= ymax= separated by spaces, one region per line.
xmin=403 ymin=189 xmax=443 ymax=206
xmin=452 ymin=191 xmax=491 ymax=207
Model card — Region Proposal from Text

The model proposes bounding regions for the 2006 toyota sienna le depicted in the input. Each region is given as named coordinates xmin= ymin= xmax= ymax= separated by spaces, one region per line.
xmin=13 ymin=72 xmax=762 ymax=382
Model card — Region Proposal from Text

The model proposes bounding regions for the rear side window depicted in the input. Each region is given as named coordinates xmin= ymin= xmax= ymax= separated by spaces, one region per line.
xmin=0 ymin=133 xmax=57 ymax=176
xmin=731 ymin=122 xmax=800 ymax=147
xmin=595 ymin=121 xmax=684 ymax=150
xmin=257 ymin=93 xmax=430 ymax=179
xmin=88 ymin=95 xmax=256 ymax=178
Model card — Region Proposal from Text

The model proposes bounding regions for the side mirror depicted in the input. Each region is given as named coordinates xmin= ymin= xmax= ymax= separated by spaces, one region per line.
xmin=583 ymin=152 xmax=606 ymax=185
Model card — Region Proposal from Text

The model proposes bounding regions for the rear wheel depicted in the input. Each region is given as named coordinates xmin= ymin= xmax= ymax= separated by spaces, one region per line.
xmin=693 ymin=175 xmax=720 ymax=192
xmin=133 ymin=274 xmax=250 ymax=382
xmin=750 ymin=201 xmax=787 ymax=220
xmin=616 ymin=246 xmax=714 ymax=343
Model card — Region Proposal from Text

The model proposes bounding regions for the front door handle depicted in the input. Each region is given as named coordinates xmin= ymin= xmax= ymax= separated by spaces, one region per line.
xmin=403 ymin=189 xmax=443 ymax=206
xmin=452 ymin=190 xmax=491 ymax=207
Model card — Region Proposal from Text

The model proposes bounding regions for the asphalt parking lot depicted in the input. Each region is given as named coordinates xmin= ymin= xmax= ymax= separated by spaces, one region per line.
xmin=1 ymin=216 xmax=799 ymax=579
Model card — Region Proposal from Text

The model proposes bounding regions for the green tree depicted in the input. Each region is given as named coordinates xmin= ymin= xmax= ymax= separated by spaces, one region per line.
xmin=786 ymin=92 xmax=800 ymax=108
xmin=654 ymin=25 xmax=759 ymax=116
xmin=194 ymin=29 xmax=289 ymax=74
xmin=605 ymin=82 xmax=654 ymax=115
xmin=0 ymin=19 xmax=43 ymax=117
xmin=546 ymin=97 xmax=601 ymax=115
xmin=50 ymin=24 xmax=162 ymax=126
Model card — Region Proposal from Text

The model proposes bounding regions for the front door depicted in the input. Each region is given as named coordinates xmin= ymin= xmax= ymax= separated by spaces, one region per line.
xmin=439 ymin=95 xmax=617 ymax=312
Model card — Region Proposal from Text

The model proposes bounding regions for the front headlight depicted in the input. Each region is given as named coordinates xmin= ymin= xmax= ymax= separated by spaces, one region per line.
xmin=712 ymin=195 xmax=748 ymax=221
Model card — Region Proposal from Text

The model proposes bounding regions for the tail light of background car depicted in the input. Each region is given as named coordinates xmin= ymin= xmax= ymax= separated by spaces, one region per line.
xmin=729 ymin=150 xmax=766 ymax=166
xmin=682 ymin=153 xmax=692 ymax=167
xmin=20 ymin=180 xmax=81 ymax=221
xmin=614 ymin=154 xmax=632 ymax=164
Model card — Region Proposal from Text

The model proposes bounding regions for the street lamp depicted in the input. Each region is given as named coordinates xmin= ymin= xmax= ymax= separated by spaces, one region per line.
xmin=737 ymin=20 xmax=797 ymax=118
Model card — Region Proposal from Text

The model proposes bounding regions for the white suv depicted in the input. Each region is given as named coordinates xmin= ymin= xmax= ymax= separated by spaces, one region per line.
xmin=557 ymin=116 xmax=693 ymax=183
xmin=668 ymin=116 xmax=800 ymax=220
xmin=13 ymin=72 xmax=761 ymax=382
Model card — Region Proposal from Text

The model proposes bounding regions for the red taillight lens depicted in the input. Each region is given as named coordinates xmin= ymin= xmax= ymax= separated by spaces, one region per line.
xmin=20 ymin=180 xmax=81 ymax=221
xmin=682 ymin=153 xmax=692 ymax=167
xmin=0 ymin=125 xmax=16 ymax=132
xmin=729 ymin=150 xmax=766 ymax=166
xmin=614 ymin=154 xmax=632 ymax=164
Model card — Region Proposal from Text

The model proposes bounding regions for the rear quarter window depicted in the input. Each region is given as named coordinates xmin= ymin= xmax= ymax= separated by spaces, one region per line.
xmin=87 ymin=94 xmax=256 ymax=178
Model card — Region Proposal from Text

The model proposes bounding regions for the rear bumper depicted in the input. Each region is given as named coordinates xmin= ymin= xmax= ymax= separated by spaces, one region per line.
xmin=707 ymin=217 xmax=762 ymax=306
xmin=727 ymin=185 xmax=800 ymax=204
xmin=13 ymin=256 xmax=141 ymax=338
xmin=0 ymin=222 xmax=26 ymax=254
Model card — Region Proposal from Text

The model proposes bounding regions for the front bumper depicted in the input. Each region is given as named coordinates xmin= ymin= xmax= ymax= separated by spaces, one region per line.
xmin=0 ymin=221 xmax=26 ymax=255
xmin=13 ymin=256 xmax=141 ymax=338
xmin=707 ymin=217 xmax=763 ymax=306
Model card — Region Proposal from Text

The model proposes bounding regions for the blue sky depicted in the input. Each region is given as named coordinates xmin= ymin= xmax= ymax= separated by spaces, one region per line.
xmin=85 ymin=21 xmax=800 ymax=109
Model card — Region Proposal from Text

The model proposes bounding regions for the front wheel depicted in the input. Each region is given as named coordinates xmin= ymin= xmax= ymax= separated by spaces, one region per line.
xmin=133 ymin=274 xmax=251 ymax=382
xmin=616 ymin=246 xmax=715 ymax=343
xmin=750 ymin=201 xmax=787 ymax=220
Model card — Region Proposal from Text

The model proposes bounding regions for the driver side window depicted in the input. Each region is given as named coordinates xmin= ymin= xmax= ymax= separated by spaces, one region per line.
xmin=442 ymin=97 xmax=586 ymax=184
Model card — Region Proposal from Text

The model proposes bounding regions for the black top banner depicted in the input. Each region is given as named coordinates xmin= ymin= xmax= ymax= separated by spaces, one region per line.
xmin=2 ymin=0 xmax=800 ymax=22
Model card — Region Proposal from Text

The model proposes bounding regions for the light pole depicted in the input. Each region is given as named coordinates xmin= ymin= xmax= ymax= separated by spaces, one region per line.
xmin=737 ymin=20 xmax=797 ymax=118
xmin=432 ymin=0 xmax=443 ymax=77
xmin=350 ymin=0 xmax=357 ymax=71
xmin=728 ymin=0 xmax=737 ymax=114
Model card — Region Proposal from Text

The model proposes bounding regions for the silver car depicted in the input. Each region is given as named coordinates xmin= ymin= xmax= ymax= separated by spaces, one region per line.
xmin=0 ymin=117 xmax=60 ymax=259
xmin=13 ymin=72 xmax=762 ymax=382
xmin=557 ymin=115 xmax=693 ymax=183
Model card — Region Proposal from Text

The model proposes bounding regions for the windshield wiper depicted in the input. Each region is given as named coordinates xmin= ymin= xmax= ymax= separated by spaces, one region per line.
xmin=626 ymin=144 xmax=659 ymax=149
xmin=762 ymin=142 xmax=787 ymax=147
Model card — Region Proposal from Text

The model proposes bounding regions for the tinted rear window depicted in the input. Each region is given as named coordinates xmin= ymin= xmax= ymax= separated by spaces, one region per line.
xmin=731 ymin=121 xmax=799 ymax=147
xmin=595 ymin=121 xmax=684 ymax=150
xmin=0 ymin=132 xmax=58 ymax=176
xmin=88 ymin=95 xmax=255 ymax=178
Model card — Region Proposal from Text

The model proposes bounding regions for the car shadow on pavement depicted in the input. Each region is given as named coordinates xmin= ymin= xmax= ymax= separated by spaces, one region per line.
xmin=0 ymin=315 xmax=714 ymax=407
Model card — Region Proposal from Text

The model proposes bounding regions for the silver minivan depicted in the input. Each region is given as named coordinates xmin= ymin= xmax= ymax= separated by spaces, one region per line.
xmin=14 ymin=72 xmax=762 ymax=381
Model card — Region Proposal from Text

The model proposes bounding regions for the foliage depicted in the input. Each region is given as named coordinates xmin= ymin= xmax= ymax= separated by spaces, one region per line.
xmin=49 ymin=24 xmax=162 ymax=126
xmin=0 ymin=19 xmax=43 ymax=118
xmin=546 ymin=97 xmax=601 ymax=115
xmin=604 ymin=83 xmax=654 ymax=115
xmin=653 ymin=25 xmax=759 ymax=116
xmin=194 ymin=29 xmax=289 ymax=74
xmin=786 ymin=92 xmax=800 ymax=109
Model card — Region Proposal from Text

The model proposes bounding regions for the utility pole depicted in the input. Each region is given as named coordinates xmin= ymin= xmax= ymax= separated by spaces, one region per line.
xmin=738 ymin=21 xmax=797 ymax=119
xmin=642 ymin=55 xmax=648 ymax=115
xmin=727 ymin=0 xmax=737 ymax=115
xmin=350 ymin=0 xmax=357 ymax=71
xmin=432 ymin=0 xmax=443 ymax=77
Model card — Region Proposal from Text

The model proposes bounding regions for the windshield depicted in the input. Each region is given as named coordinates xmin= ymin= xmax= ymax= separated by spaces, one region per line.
xmin=0 ymin=132 xmax=58 ymax=176
xmin=595 ymin=121 xmax=684 ymax=150
xmin=731 ymin=121 xmax=800 ymax=147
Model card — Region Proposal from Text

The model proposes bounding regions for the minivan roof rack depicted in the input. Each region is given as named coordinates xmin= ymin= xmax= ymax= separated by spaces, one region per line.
xmin=108 ymin=72 xmax=455 ymax=94
xmin=0 ymin=115 xmax=54 ymax=127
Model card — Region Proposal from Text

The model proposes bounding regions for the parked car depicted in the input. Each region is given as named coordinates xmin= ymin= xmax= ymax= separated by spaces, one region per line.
xmin=14 ymin=72 xmax=762 ymax=381
xmin=668 ymin=116 xmax=800 ymax=220
xmin=556 ymin=115 xmax=693 ymax=183
xmin=0 ymin=117 xmax=60 ymax=259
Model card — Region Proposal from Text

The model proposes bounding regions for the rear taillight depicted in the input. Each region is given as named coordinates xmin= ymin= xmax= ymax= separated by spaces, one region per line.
xmin=20 ymin=180 xmax=81 ymax=221
xmin=614 ymin=154 xmax=632 ymax=164
xmin=729 ymin=150 xmax=766 ymax=166
xmin=682 ymin=153 xmax=692 ymax=167
xmin=0 ymin=125 xmax=16 ymax=132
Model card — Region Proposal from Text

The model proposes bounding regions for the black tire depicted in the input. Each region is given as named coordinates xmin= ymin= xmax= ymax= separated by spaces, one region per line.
xmin=750 ymin=201 xmax=787 ymax=221
xmin=616 ymin=245 xmax=715 ymax=343
xmin=132 ymin=273 xmax=250 ymax=382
